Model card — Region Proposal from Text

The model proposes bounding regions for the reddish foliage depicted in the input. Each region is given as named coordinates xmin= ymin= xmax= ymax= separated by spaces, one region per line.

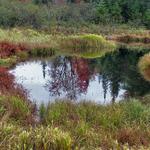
xmin=0 ymin=41 xmax=27 ymax=58
xmin=0 ymin=67 xmax=14 ymax=91
xmin=0 ymin=66 xmax=36 ymax=125
xmin=0 ymin=66 xmax=27 ymax=98
xmin=117 ymin=128 xmax=150 ymax=146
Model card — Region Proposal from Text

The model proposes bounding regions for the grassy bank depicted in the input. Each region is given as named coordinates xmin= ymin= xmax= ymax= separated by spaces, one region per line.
xmin=0 ymin=28 xmax=118 ymax=66
xmin=0 ymin=27 xmax=149 ymax=65
xmin=1 ymin=99 xmax=150 ymax=149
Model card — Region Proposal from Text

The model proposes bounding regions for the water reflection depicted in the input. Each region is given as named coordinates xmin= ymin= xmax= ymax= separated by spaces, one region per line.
xmin=46 ymin=57 xmax=90 ymax=99
xmin=10 ymin=49 xmax=150 ymax=104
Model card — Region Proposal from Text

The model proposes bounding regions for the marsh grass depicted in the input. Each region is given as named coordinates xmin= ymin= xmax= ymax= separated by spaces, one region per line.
xmin=1 ymin=93 xmax=150 ymax=149
xmin=138 ymin=53 xmax=150 ymax=81
xmin=0 ymin=124 xmax=72 ymax=150
xmin=0 ymin=57 xmax=17 ymax=67
xmin=37 ymin=100 xmax=150 ymax=148
xmin=1 ymin=99 xmax=150 ymax=149
xmin=39 ymin=99 xmax=150 ymax=129
xmin=110 ymin=34 xmax=150 ymax=44
xmin=59 ymin=34 xmax=116 ymax=58
xmin=0 ymin=95 xmax=34 ymax=124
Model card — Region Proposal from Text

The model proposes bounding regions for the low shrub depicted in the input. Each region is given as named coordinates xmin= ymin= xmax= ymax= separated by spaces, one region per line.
xmin=138 ymin=53 xmax=150 ymax=81
xmin=0 ymin=41 xmax=27 ymax=58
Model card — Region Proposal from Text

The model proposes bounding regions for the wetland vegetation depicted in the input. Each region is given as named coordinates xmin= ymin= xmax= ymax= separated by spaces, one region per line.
xmin=0 ymin=0 xmax=150 ymax=149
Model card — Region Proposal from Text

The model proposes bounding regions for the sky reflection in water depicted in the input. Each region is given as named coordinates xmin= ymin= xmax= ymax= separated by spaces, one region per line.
xmin=10 ymin=50 xmax=150 ymax=105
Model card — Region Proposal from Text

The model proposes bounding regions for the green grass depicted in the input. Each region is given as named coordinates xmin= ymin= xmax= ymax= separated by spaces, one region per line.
xmin=0 ymin=95 xmax=33 ymax=124
xmin=39 ymin=100 xmax=150 ymax=149
xmin=0 ymin=57 xmax=17 ymax=67
xmin=59 ymin=34 xmax=116 ymax=58
xmin=1 ymin=99 xmax=150 ymax=149
xmin=0 ymin=124 xmax=72 ymax=150
xmin=39 ymin=100 xmax=150 ymax=129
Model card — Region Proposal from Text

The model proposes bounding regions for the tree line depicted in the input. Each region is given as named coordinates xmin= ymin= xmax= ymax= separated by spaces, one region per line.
xmin=0 ymin=0 xmax=149 ymax=29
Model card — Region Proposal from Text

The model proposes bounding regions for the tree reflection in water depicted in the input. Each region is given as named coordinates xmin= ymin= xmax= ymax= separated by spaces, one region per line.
xmin=45 ymin=49 xmax=150 ymax=102
xmin=46 ymin=56 xmax=90 ymax=100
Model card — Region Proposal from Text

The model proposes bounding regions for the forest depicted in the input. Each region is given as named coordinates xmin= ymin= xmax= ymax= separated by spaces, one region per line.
xmin=0 ymin=0 xmax=149 ymax=29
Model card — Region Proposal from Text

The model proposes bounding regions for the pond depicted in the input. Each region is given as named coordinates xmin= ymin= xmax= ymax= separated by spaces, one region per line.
xmin=10 ymin=49 xmax=150 ymax=105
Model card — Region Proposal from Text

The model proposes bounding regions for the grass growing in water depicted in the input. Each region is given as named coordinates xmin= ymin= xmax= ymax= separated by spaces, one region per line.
xmin=138 ymin=53 xmax=150 ymax=82
xmin=59 ymin=34 xmax=116 ymax=58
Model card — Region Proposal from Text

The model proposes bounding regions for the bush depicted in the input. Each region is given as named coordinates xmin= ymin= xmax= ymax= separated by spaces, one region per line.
xmin=138 ymin=53 xmax=150 ymax=82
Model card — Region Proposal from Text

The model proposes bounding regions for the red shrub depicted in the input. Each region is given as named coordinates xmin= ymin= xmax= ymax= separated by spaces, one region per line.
xmin=0 ymin=67 xmax=14 ymax=91
xmin=117 ymin=128 xmax=150 ymax=146
xmin=0 ymin=41 xmax=27 ymax=58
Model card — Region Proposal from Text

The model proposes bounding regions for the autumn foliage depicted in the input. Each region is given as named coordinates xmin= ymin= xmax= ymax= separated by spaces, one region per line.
xmin=0 ymin=66 xmax=28 ymax=99
xmin=0 ymin=41 xmax=27 ymax=58
xmin=0 ymin=67 xmax=14 ymax=91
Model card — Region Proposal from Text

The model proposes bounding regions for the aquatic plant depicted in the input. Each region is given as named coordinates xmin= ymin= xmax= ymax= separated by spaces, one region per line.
xmin=138 ymin=53 xmax=150 ymax=82
xmin=59 ymin=34 xmax=116 ymax=58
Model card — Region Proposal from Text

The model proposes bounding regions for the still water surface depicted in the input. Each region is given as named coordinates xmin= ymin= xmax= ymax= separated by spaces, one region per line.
xmin=10 ymin=50 xmax=150 ymax=105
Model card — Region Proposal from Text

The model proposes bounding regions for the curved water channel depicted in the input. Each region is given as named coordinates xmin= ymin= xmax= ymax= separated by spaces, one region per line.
xmin=10 ymin=49 xmax=150 ymax=105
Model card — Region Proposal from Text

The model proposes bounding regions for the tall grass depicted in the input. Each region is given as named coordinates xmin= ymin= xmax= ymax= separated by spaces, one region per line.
xmin=0 ymin=124 xmax=72 ymax=150
xmin=0 ymin=95 xmax=35 ymax=124
xmin=37 ymin=99 xmax=150 ymax=148
xmin=1 ymin=99 xmax=150 ymax=149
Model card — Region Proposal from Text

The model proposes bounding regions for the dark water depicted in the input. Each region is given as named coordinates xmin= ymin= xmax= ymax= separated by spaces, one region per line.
xmin=10 ymin=50 xmax=150 ymax=105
